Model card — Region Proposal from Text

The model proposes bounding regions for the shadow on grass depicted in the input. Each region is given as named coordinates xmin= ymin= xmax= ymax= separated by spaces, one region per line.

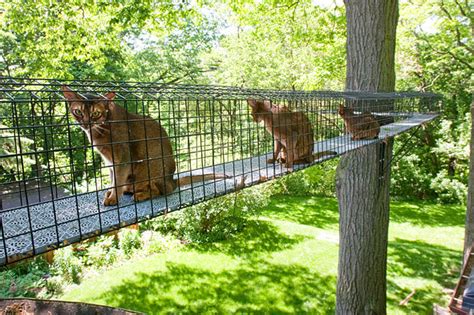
xmin=388 ymin=238 xmax=461 ymax=285
xmin=386 ymin=239 xmax=462 ymax=313
xmin=99 ymin=262 xmax=336 ymax=314
xmin=190 ymin=220 xmax=309 ymax=260
xmin=390 ymin=201 xmax=464 ymax=227
xmin=259 ymin=195 xmax=339 ymax=229
xmin=262 ymin=195 xmax=464 ymax=228
xmin=388 ymin=238 xmax=462 ymax=285
xmin=388 ymin=279 xmax=449 ymax=315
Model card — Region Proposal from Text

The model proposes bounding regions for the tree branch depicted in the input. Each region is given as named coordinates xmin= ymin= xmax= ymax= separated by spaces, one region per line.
xmin=413 ymin=31 xmax=474 ymax=71
xmin=439 ymin=0 xmax=473 ymax=55
xmin=439 ymin=0 xmax=453 ymax=21
xmin=453 ymin=0 xmax=469 ymax=18
xmin=163 ymin=68 xmax=216 ymax=85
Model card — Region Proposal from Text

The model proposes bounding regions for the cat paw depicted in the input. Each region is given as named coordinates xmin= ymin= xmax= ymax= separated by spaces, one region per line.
xmin=105 ymin=190 xmax=112 ymax=198
xmin=134 ymin=192 xmax=151 ymax=202
xmin=103 ymin=195 xmax=118 ymax=206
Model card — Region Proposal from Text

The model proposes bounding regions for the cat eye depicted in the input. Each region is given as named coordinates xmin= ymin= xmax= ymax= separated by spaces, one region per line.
xmin=90 ymin=111 xmax=102 ymax=119
xmin=73 ymin=109 xmax=83 ymax=117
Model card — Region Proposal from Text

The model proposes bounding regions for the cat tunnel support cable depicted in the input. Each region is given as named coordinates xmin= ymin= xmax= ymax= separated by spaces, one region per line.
xmin=0 ymin=77 xmax=441 ymax=266
xmin=378 ymin=123 xmax=434 ymax=181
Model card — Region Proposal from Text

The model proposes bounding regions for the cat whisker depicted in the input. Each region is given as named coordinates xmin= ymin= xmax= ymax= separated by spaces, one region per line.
xmin=92 ymin=125 xmax=107 ymax=136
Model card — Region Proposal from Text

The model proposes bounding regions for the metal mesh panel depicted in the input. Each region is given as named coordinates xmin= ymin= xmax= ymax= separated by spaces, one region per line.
xmin=0 ymin=77 xmax=441 ymax=265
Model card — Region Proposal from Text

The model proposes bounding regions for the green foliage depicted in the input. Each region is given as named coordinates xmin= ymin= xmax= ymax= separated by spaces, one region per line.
xmin=392 ymin=0 xmax=472 ymax=203
xmin=169 ymin=183 xmax=272 ymax=243
xmin=118 ymin=229 xmax=142 ymax=257
xmin=140 ymin=230 xmax=182 ymax=255
xmin=51 ymin=247 xmax=82 ymax=284
xmin=0 ymin=258 xmax=50 ymax=298
xmin=273 ymin=160 xmax=338 ymax=197
xmin=0 ymin=124 xmax=36 ymax=179
xmin=59 ymin=196 xmax=464 ymax=314
xmin=83 ymin=235 xmax=120 ymax=267
xmin=392 ymin=116 xmax=469 ymax=203
xmin=0 ymin=0 xmax=218 ymax=81
xmin=202 ymin=1 xmax=346 ymax=89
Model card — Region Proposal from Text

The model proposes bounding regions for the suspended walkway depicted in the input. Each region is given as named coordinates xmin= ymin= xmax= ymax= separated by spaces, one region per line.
xmin=0 ymin=78 xmax=440 ymax=265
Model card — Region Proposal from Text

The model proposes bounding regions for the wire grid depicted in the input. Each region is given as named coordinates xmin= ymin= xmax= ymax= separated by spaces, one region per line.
xmin=0 ymin=77 xmax=440 ymax=265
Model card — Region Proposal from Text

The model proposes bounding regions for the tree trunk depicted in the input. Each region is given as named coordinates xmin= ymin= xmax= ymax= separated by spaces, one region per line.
xmin=336 ymin=1 xmax=399 ymax=314
xmin=336 ymin=140 xmax=393 ymax=314
xmin=345 ymin=0 xmax=398 ymax=93
xmin=465 ymin=100 xmax=474 ymax=260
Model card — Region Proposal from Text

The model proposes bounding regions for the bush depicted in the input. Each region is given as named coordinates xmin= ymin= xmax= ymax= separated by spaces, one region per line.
xmin=0 ymin=269 xmax=45 ymax=298
xmin=172 ymin=182 xmax=272 ymax=243
xmin=272 ymin=160 xmax=338 ymax=197
xmin=43 ymin=275 xmax=64 ymax=297
xmin=83 ymin=235 xmax=119 ymax=267
xmin=391 ymin=117 xmax=469 ymax=204
xmin=430 ymin=170 xmax=467 ymax=204
xmin=141 ymin=214 xmax=179 ymax=235
xmin=118 ymin=228 xmax=142 ymax=257
xmin=0 ymin=258 xmax=52 ymax=298
xmin=52 ymin=247 xmax=82 ymax=284
xmin=141 ymin=231 xmax=182 ymax=255
xmin=391 ymin=152 xmax=435 ymax=200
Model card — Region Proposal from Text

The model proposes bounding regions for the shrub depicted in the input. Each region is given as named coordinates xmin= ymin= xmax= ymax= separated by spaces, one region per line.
xmin=141 ymin=230 xmax=182 ymax=254
xmin=118 ymin=228 xmax=142 ymax=257
xmin=140 ymin=214 xmax=179 ymax=235
xmin=84 ymin=235 xmax=119 ymax=267
xmin=272 ymin=160 xmax=338 ymax=197
xmin=172 ymin=182 xmax=272 ymax=243
xmin=43 ymin=275 xmax=64 ymax=297
xmin=430 ymin=170 xmax=467 ymax=204
xmin=0 ymin=269 xmax=46 ymax=298
xmin=51 ymin=247 xmax=82 ymax=284
xmin=0 ymin=258 xmax=52 ymax=298
xmin=391 ymin=117 xmax=469 ymax=204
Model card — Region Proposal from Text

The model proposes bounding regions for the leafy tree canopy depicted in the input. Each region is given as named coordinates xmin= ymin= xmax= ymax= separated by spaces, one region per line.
xmin=0 ymin=0 xmax=219 ymax=82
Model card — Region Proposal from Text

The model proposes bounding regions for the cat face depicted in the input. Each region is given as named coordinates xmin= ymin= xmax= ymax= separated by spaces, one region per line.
xmin=247 ymin=99 xmax=272 ymax=123
xmin=338 ymin=104 xmax=353 ymax=116
xmin=61 ymin=86 xmax=115 ymax=131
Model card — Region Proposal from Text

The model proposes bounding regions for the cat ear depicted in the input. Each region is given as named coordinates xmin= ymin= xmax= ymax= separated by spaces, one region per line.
xmin=247 ymin=98 xmax=257 ymax=108
xmin=61 ymin=86 xmax=83 ymax=102
xmin=262 ymin=100 xmax=272 ymax=111
xmin=104 ymin=91 xmax=116 ymax=100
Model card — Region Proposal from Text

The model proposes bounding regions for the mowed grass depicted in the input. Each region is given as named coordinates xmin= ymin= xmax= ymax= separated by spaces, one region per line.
xmin=60 ymin=195 xmax=464 ymax=314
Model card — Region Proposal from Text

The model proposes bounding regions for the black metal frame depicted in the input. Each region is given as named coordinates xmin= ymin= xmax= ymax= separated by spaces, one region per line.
xmin=0 ymin=77 xmax=441 ymax=266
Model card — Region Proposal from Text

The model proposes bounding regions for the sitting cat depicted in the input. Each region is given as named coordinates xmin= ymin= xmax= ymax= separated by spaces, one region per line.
xmin=247 ymin=99 xmax=336 ymax=168
xmin=338 ymin=104 xmax=380 ymax=140
xmin=62 ymin=86 xmax=229 ymax=206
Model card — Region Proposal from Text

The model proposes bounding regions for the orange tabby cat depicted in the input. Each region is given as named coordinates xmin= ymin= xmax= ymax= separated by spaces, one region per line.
xmin=247 ymin=99 xmax=336 ymax=168
xmin=338 ymin=104 xmax=380 ymax=140
xmin=62 ymin=86 xmax=228 ymax=206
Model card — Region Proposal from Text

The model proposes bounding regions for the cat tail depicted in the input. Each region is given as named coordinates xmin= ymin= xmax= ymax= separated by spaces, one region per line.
xmin=177 ymin=173 xmax=231 ymax=187
xmin=312 ymin=150 xmax=338 ymax=160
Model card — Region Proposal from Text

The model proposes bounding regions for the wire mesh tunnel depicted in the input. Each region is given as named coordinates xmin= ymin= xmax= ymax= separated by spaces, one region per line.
xmin=0 ymin=77 xmax=440 ymax=265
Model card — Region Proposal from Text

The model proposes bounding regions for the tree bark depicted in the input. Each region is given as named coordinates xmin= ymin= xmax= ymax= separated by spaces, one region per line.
xmin=465 ymin=100 xmax=474 ymax=260
xmin=345 ymin=0 xmax=398 ymax=93
xmin=336 ymin=140 xmax=393 ymax=314
xmin=336 ymin=1 xmax=399 ymax=314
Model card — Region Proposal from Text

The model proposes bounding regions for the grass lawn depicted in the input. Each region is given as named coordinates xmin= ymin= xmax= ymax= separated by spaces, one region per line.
xmin=60 ymin=195 xmax=464 ymax=314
